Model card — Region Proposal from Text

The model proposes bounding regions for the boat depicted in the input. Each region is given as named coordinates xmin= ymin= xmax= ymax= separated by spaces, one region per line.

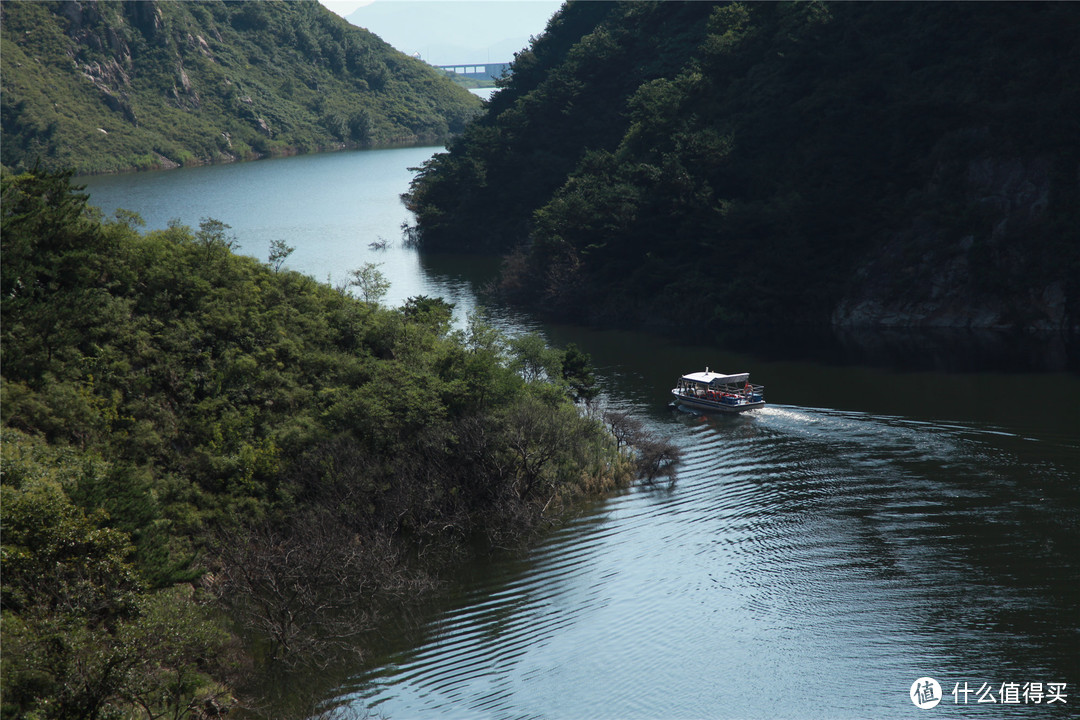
xmin=671 ymin=367 xmax=765 ymax=413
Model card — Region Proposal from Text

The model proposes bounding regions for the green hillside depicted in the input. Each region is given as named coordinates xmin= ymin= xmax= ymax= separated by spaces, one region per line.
xmin=405 ymin=1 xmax=1080 ymax=333
xmin=1 ymin=167 xmax=633 ymax=717
xmin=1 ymin=0 xmax=480 ymax=174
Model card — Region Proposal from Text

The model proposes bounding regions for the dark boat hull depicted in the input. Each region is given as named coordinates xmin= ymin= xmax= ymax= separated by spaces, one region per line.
xmin=671 ymin=390 xmax=765 ymax=414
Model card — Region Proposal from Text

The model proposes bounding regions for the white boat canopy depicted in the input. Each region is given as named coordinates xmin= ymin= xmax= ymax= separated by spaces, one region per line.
xmin=680 ymin=371 xmax=750 ymax=387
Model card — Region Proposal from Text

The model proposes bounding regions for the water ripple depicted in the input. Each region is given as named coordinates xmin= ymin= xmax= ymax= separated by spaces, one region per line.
xmin=335 ymin=402 xmax=1080 ymax=719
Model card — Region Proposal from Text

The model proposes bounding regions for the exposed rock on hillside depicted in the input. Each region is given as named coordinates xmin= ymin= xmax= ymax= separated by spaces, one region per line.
xmin=1 ymin=0 xmax=480 ymax=174
xmin=835 ymin=154 xmax=1075 ymax=331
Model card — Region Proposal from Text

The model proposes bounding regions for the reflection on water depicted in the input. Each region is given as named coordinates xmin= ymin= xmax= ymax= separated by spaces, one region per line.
xmin=423 ymin=250 xmax=1080 ymax=374
xmin=80 ymin=151 xmax=1079 ymax=719
xmin=831 ymin=327 xmax=1078 ymax=373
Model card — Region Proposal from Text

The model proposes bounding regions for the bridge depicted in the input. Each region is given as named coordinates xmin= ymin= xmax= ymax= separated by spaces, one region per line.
xmin=434 ymin=62 xmax=511 ymax=82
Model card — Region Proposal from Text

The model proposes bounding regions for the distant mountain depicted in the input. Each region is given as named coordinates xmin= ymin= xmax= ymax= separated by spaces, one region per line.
xmin=1 ymin=0 xmax=480 ymax=174
xmin=405 ymin=1 xmax=1080 ymax=333
xmin=343 ymin=1 xmax=561 ymax=66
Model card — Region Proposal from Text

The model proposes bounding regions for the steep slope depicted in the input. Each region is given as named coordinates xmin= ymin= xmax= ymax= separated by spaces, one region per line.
xmin=405 ymin=1 xmax=1080 ymax=333
xmin=1 ymin=0 xmax=480 ymax=174
xmin=405 ymin=0 xmax=715 ymax=254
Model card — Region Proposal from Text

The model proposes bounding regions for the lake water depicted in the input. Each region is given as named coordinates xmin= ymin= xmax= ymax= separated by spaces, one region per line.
xmin=82 ymin=149 xmax=1079 ymax=719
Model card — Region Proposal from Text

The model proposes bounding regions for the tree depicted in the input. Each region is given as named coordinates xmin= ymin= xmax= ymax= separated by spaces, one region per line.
xmin=210 ymin=515 xmax=420 ymax=667
xmin=195 ymin=218 xmax=237 ymax=261
xmin=0 ymin=167 xmax=111 ymax=376
xmin=268 ymin=238 xmax=295 ymax=271
xmin=560 ymin=343 xmax=599 ymax=403
xmin=634 ymin=433 xmax=681 ymax=486
xmin=346 ymin=262 xmax=390 ymax=304
xmin=500 ymin=396 xmax=576 ymax=502
xmin=603 ymin=409 xmax=643 ymax=452
xmin=509 ymin=332 xmax=562 ymax=384
xmin=603 ymin=409 xmax=681 ymax=485
xmin=401 ymin=295 xmax=454 ymax=331
xmin=118 ymin=588 xmax=232 ymax=720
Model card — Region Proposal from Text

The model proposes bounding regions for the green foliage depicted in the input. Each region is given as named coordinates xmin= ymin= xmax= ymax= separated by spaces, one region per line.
xmin=403 ymin=0 xmax=713 ymax=254
xmin=561 ymin=343 xmax=598 ymax=403
xmin=268 ymin=238 xmax=295 ymax=272
xmin=346 ymin=262 xmax=391 ymax=304
xmin=1 ymin=471 xmax=140 ymax=621
xmin=1 ymin=169 xmax=628 ymax=712
xmin=0 ymin=439 xmax=230 ymax=720
xmin=194 ymin=217 xmax=238 ymax=261
xmin=406 ymin=1 xmax=1080 ymax=331
xmin=509 ymin=332 xmax=563 ymax=384
xmin=0 ymin=0 xmax=480 ymax=174
xmin=116 ymin=587 xmax=231 ymax=720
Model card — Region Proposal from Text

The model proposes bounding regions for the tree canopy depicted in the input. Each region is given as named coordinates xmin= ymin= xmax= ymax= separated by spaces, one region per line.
xmin=0 ymin=167 xmax=629 ymax=718
xmin=405 ymin=1 xmax=1080 ymax=333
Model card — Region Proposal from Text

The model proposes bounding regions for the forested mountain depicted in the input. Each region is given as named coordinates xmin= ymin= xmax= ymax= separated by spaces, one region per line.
xmin=405 ymin=1 xmax=1080 ymax=333
xmin=1 ymin=0 xmax=480 ymax=174
xmin=1 ymin=168 xmax=636 ymax=718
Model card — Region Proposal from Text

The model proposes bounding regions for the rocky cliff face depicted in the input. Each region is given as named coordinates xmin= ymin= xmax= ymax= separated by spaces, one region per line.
xmin=833 ymin=153 xmax=1076 ymax=333
xmin=61 ymin=1 xmax=166 ymax=123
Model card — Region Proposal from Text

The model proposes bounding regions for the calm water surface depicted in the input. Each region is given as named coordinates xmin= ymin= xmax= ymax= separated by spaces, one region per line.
xmin=82 ymin=146 xmax=479 ymax=311
xmin=82 ymin=150 xmax=1079 ymax=719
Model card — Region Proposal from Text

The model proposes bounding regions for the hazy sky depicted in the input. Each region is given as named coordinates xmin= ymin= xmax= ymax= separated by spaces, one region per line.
xmin=319 ymin=0 xmax=379 ymax=16
xmin=319 ymin=0 xmax=563 ymax=65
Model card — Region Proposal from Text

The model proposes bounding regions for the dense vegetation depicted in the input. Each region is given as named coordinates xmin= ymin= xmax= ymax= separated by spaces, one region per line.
xmin=1 ymin=168 xmax=636 ymax=719
xmin=405 ymin=1 xmax=1080 ymax=332
xmin=1 ymin=0 xmax=480 ymax=174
